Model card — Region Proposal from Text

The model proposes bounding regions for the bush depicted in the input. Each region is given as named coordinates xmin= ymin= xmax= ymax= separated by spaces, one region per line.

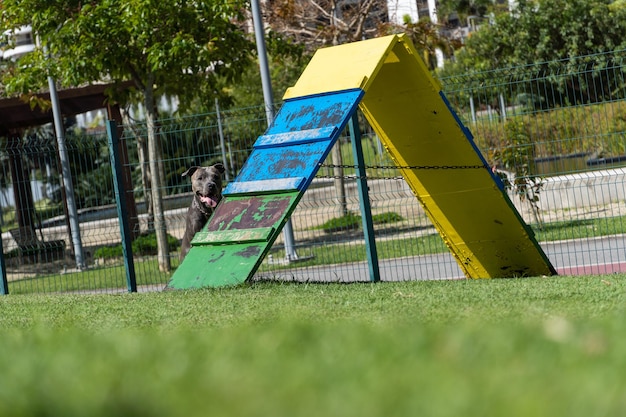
xmin=474 ymin=100 xmax=626 ymax=165
xmin=372 ymin=212 xmax=404 ymax=224
xmin=320 ymin=211 xmax=404 ymax=234
xmin=94 ymin=232 xmax=180 ymax=259
xmin=321 ymin=212 xmax=362 ymax=233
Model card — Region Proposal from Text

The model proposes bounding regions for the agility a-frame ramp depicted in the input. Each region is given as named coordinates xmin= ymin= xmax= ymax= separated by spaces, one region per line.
xmin=166 ymin=34 xmax=556 ymax=290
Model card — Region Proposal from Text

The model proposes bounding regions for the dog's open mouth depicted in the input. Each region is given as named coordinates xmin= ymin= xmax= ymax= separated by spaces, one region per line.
xmin=198 ymin=193 xmax=219 ymax=208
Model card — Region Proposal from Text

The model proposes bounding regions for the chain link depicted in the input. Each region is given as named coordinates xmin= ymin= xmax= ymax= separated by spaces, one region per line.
xmin=320 ymin=163 xmax=487 ymax=170
xmin=317 ymin=163 xmax=487 ymax=180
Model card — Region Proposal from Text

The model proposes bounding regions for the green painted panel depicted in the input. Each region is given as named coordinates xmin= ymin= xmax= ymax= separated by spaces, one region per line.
xmin=167 ymin=243 xmax=267 ymax=289
xmin=191 ymin=227 xmax=275 ymax=245
xmin=206 ymin=194 xmax=298 ymax=232
xmin=167 ymin=192 xmax=300 ymax=289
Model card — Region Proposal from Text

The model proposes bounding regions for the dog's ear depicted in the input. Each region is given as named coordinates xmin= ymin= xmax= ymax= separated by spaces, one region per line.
xmin=213 ymin=163 xmax=225 ymax=174
xmin=182 ymin=166 xmax=200 ymax=178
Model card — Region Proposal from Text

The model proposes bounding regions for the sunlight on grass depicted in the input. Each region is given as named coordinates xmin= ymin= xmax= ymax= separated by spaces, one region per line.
xmin=1 ymin=277 xmax=626 ymax=416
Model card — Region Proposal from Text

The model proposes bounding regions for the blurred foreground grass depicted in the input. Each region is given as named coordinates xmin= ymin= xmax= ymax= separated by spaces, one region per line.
xmin=1 ymin=276 xmax=625 ymax=417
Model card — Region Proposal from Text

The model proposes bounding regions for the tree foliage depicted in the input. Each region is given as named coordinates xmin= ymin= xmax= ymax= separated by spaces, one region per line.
xmin=438 ymin=0 xmax=626 ymax=112
xmin=263 ymin=0 xmax=388 ymax=50
xmin=436 ymin=0 xmax=506 ymax=22
xmin=1 ymin=0 xmax=256 ymax=272
xmin=1 ymin=0 xmax=254 ymax=109
xmin=380 ymin=15 xmax=462 ymax=70
xmin=445 ymin=0 xmax=626 ymax=72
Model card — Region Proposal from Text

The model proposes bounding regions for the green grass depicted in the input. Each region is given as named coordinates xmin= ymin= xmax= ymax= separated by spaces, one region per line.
xmin=94 ymin=232 xmax=181 ymax=260
xmin=1 ymin=276 xmax=625 ymax=416
xmin=0 ymin=198 xmax=63 ymax=233
xmin=312 ymin=211 xmax=405 ymax=233
xmin=7 ymin=259 xmax=175 ymax=295
xmin=534 ymin=215 xmax=626 ymax=241
xmin=6 ymin=252 xmax=180 ymax=295
xmin=263 ymin=233 xmax=447 ymax=269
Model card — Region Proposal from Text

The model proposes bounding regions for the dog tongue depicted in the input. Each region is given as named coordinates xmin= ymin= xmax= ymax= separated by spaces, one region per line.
xmin=199 ymin=195 xmax=218 ymax=208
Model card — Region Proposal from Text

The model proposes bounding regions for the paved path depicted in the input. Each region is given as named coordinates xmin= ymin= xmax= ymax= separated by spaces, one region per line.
xmin=543 ymin=235 xmax=626 ymax=275
xmin=254 ymin=234 xmax=626 ymax=283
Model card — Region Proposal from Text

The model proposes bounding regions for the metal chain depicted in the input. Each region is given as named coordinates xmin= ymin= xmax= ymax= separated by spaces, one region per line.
xmin=317 ymin=163 xmax=487 ymax=180
xmin=320 ymin=163 xmax=487 ymax=170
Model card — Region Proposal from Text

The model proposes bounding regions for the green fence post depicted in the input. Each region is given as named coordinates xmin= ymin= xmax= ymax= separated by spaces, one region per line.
xmin=349 ymin=113 xmax=380 ymax=282
xmin=106 ymin=120 xmax=137 ymax=293
xmin=0 ymin=235 xmax=7 ymax=295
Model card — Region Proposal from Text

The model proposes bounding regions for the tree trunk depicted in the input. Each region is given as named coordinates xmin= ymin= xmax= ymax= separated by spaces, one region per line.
xmin=332 ymin=141 xmax=348 ymax=218
xmin=138 ymin=135 xmax=153 ymax=227
xmin=330 ymin=4 xmax=348 ymax=218
xmin=7 ymin=134 xmax=36 ymax=233
xmin=144 ymin=77 xmax=170 ymax=272
xmin=121 ymin=110 xmax=154 ymax=229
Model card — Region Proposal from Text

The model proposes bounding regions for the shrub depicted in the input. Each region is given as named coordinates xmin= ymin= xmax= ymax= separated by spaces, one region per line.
xmin=94 ymin=232 xmax=180 ymax=259
xmin=474 ymin=100 xmax=626 ymax=164
xmin=321 ymin=212 xmax=362 ymax=233
xmin=372 ymin=212 xmax=404 ymax=224
xmin=320 ymin=211 xmax=404 ymax=234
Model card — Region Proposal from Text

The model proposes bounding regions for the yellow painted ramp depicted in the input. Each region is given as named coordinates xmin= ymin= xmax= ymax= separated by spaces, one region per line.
xmin=286 ymin=35 xmax=556 ymax=278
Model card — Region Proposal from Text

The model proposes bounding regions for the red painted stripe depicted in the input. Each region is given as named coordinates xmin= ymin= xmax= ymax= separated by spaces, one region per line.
xmin=557 ymin=262 xmax=626 ymax=276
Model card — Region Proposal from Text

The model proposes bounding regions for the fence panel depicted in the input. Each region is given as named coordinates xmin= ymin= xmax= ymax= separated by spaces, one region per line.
xmin=1 ymin=128 xmax=128 ymax=294
xmin=440 ymin=49 xmax=626 ymax=276
xmin=3 ymin=49 xmax=626 ymax=294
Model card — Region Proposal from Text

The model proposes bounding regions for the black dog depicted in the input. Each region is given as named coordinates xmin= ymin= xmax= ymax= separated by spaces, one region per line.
xmin=179 ymin=163 xmax=225 ymax=261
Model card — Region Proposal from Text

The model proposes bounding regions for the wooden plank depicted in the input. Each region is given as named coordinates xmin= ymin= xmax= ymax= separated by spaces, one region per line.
xmin=223 ymin=177 xmax=306 ymax=196
xmin=283 ymin=36 xmax=397 ymax=99
xmin=191 ymin=227 xmax=274 ymax=245
xmin=233 ymin=141 xmax=332 ymax=185
xmin=267 ymin=89 xmax=364 ymax=135
xmin=255 ymin=127 xmax=337 ymax=148
xmin=169 ymin=242 xmax=269 ymax=289
xmin=167 ymin=193 xmax=302 ymax=289
xmin=207 ymin=194 xmax=298 ymax=232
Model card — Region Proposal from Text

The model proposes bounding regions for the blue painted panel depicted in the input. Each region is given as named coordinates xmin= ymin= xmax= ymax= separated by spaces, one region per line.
xmin=223 ymin=177 xmax=306 ymax=195
xmin=255 ymin=126 xmax=338 ymax=149
xmin=267 ymin=89 xmax=364 ymax=136
xmin=234 ymin=141 xmax=333 ymax=186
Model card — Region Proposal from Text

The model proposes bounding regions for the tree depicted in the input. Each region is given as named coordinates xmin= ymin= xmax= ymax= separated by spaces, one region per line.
xmin=380 ymin=15 xmax=462 ymax=70
xmin=444 ymin=0 xmax=626 ymax=72
xmin=438 ymin=0 xmax=626 ymax=113
xmin=1 ymin=0 xmax=254 ymax=272
xmin=436 ymin=0 xmax=506 ymax=22
xmin=263 ymin=0 xmax=388 ymax=53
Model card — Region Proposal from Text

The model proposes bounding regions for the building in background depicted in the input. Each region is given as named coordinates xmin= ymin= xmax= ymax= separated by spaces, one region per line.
xmin=1 ymin=25 xmax=35 ymax=61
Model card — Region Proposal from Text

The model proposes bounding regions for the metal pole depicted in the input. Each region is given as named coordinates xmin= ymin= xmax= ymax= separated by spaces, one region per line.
xmin=0 ymin=234 xmax=8 ymax=295
xmin=250 ymin=0 xmax=299 ymax=261
xmin=349 ymin=113 xmax=380 ymax=282
xmin=48 ymin=76 xmax=86 ymax=269
xmin=36 ymin=31 xmax=86 ymax=270
xmin=106 ymin=120 xmax=137 ymax=292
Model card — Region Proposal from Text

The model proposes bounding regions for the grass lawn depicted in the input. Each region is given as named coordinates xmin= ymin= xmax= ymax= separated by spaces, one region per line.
xmin=1 ymin=275 xmax=625 ymax=416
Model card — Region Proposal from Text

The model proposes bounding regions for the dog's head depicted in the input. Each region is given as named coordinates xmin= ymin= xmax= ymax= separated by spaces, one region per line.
xmin=182 ymin=163 xmax=225 ymax=210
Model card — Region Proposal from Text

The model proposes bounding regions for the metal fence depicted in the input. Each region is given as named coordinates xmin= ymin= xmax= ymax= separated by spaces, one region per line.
xmin=2 ymin=49 xmax=626 ymax=294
